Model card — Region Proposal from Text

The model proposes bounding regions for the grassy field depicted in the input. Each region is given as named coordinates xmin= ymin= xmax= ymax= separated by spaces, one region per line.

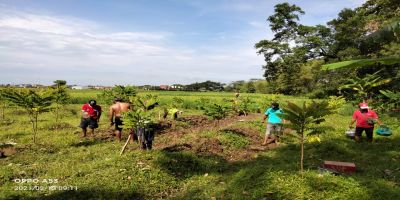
xmin=0 ymin=90 xmax=399 ymax=199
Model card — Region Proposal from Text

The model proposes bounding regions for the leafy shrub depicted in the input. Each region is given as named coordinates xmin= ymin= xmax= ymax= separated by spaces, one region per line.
xmin=201 ymin=103 xmax=230 ymax=121
xmin=327 ymin=96 xmax=346 ymax=113
xmin=195 ymin=98 xmax=211 ymax=110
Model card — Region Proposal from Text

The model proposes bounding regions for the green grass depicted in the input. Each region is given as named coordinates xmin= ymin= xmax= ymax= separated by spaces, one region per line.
xmin=1 ymin=92 xmax=399 ymax=199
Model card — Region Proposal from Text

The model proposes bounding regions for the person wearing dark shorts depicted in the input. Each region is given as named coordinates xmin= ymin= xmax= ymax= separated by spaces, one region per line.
xmin=349 ymin=102 xmax=382 ymax=142
xmin=114 ymin=116 xmax=123 ymax=131
xmin=80 ymin=117 xmax=99 ymax=129
xmin=109 ymin=98 xmax=130 ymax=141
xmin=80 ymin=100 xmax=102 ymax=137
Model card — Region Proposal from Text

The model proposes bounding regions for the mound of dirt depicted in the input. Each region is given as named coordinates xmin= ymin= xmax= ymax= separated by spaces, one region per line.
xmin=155 ymin=114 xmax=278 ymax=161
xmin=221 ymin=127 xmax=261 ymax=142
xmin=193 ymin=138 xmax=224 ymax=155
xmin=152 ymin=121 xmax=172 ymax=133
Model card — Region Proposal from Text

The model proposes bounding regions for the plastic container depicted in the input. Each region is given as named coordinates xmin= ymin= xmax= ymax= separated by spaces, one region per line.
xmin=376 ymin=125 xmax=392 ymax=136
xmin=345 ymin=129 xmax=355 ymax=138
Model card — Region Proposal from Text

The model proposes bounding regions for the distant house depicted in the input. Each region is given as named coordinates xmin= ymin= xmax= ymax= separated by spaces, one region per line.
xmin=93 ymin=86 xmax=112 ymax=90
xmin=171 ymin=84 xmax=184 ymax=90
xmin=71 ymin=86 xmax=88 ymax=90
xmin=159 ymin=85 xmax=171 ymax=90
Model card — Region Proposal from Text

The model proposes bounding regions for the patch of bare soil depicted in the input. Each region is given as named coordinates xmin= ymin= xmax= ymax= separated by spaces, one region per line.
xmin=154 ymin=114 xmax=281 ymax=161
xmin=47 ymin=122 xmax=76 ymax=130
xmin=177 ymin=116 xmax=210 ymax=126
xmin=193 ymin=137 xmax=224 ymax=156
xmin=0 ymin=147 xmax=17 ymax=158
xmin=92 ymin=129 xmax=116 ymax=142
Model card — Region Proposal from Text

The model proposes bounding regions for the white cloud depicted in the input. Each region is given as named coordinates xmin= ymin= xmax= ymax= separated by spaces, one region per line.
xmin=0 ymin=8 xmax=264 ymax=85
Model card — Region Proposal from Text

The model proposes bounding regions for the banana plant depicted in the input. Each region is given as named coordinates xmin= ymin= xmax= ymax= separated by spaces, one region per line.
xmin=339 ymin=70 xmax=391 ymax=101
xmin=380 ymin=90 xmax=400 ymax=111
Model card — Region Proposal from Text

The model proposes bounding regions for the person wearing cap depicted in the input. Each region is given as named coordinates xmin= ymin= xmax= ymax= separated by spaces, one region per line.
xmin=349 ymin=102 xmax=382 ymax=142
xmin=80 ymin=100 xmax=102 ymax=137
xmin=109 ymin=98 xmax=131 ymax=141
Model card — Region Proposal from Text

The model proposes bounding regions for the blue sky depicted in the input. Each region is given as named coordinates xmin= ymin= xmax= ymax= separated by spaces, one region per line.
xmin=0 ymin=0 xmax=365 ymax=86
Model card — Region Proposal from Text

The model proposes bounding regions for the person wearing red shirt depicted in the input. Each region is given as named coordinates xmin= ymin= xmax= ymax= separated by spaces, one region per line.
xmin=349 ymin=102 xmax=382 ymax=142
xmin=79 ymin=100 xmax=102 ymax=137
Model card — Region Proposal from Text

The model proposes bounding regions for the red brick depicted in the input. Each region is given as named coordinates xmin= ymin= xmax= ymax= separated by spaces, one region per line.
xmin=323 ymin=161 xmax=356 ymax=173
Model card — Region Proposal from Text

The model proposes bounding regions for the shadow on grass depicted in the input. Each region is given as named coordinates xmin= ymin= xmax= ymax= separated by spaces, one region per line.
xmin=156 ymin=150 xmax=229 ymax=180
xmin=158 ymin=135 xmax=400 ymax=199
xmin=1 ymin=131 xmax=30 ymax=139
xmin=69 ymin=139 xmax=107 ymax=148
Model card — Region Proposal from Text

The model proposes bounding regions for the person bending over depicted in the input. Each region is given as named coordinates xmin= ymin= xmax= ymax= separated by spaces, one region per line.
xmin=80 ymin=100 xmax=102 ymax=137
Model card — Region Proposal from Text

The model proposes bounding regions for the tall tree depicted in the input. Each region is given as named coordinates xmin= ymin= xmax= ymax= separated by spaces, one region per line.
xmin=256 ymin=3 xmax=336 ymax=94
xmin=255 ymin=3 xmax=304 ymax=83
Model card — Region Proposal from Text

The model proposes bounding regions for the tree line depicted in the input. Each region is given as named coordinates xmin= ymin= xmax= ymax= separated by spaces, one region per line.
xmin=255 ymin=0 xmax=399 ymax=101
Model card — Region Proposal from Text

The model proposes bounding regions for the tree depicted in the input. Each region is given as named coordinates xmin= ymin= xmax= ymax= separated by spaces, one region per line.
xmin=279 ymin=101 xmax=332 ymax=172
xmin=120 ymin=109 xmax=153 ymax=155
xmin=3 ymin=90 xmax=53 ymax=143
xmin=246 ymin=81 xmax=256 ymax=93
xmin=328 ymin=8 xmax=365 ymax=57
xmin=255 ymin=3 xmax=335 ymax=94
xmin=0 ymin=88 xmax=13 ymax=120
xmin=120 ymin=95 xmax=157 ymax=154
xmin=201 ymin=103 xmax=230 ymax=126
xmin=253 ymin=80 xmax=270 ymax=93
xmin=267 ymin=2 xmax=305 ymax=42
xmin=100 ymin=85 xmax=137 ymax=104
xmin=184 ymin=81 xmax=224 ymax=91
xmin=50 ymin=80 xmax=70 ymax=125
xmin=131 ymin=94 xmax=159 ymax=111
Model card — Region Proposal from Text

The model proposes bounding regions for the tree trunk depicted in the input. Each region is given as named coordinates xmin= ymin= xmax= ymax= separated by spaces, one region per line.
xmin=1 ymin=102 xmax=5 ymax=119
xmin=300 ymin=132 xmax=304 ymax=173
xmin=55 ymin=104 xmax=59 ymax=124
xmin=33 ymin=113 xmax=38 ymax=143
xmin=55 ymin=104 xmax=60 ymax=132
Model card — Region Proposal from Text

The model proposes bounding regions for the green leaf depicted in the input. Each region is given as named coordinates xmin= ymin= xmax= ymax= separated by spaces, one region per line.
xmin=322 ymin=57 xmax=400 ymax=70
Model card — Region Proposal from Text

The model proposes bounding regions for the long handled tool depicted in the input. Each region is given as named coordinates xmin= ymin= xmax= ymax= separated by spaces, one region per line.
xmin=120 ymin=133 xmax=132 ymax=155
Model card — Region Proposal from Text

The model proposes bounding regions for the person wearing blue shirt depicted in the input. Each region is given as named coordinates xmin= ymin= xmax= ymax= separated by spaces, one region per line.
xmin=262 ymin=102 xmax=284 ymax=145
